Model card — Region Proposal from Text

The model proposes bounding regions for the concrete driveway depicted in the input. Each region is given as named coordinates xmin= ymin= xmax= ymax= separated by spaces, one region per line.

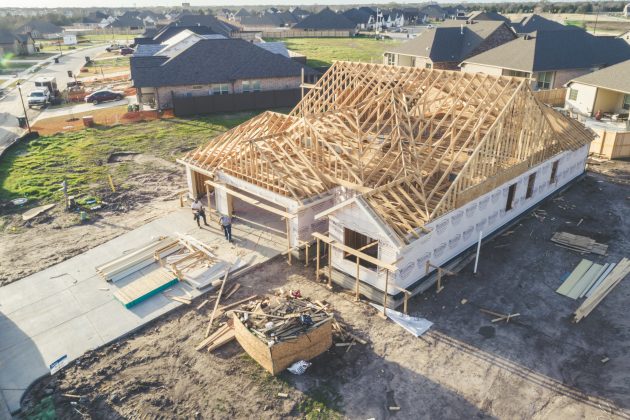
xmin=0 ymin=205 xmax=286 ymax=414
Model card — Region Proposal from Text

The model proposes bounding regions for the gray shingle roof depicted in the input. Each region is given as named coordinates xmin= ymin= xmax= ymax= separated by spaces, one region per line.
xmin=0 ymin=29 xmax=18 ymax=44
xmin=569 ymin=59 xmax=630 ymax=94
xmin=174 ymin=14 xmax=239 ymax=37
xmin=462 ymin=30 xmax=630 ymax=73
xmin=292 ymin=7 xmax=356 ymax=30
xmin=387 ymin=20 xmax=509 ymax=62
xmin=511 ymin=14 xmax=577 ymax=34
xmin=17 ymin=20 xmax=63 ymax=35
xmin=343 ymin=8 xmax=372 ymax=25
xmin=131 ymin=38 xmax=316 ymax=88
xmin=467 ymin=11 xmax=510 ymax=22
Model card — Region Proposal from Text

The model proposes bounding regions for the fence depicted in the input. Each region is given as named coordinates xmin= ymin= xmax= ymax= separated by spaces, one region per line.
xmin=172 ymin=89 xmax=302 ymax=117
xmin=261 ymin=30 xmax=351 ymax=38
xmin=533 ymin=88 xmax=566 ymax=107
xmin=590 ymin=128 xmax=630 ymax=159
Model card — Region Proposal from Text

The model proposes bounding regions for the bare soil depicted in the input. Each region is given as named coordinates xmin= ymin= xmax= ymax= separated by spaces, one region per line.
xmin=19 ymin=164 xmax=630 ymax=419
xmin=0 ymin=154 xmax=185 ymax=286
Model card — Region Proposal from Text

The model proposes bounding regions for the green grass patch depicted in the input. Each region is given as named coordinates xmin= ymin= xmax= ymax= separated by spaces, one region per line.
xmin=266 ymin=37 xmax=402 ymax=67
xmin=297 ymin=383 xmax=343 ymax=420
xmin=86 ymin=57 xmax=130 ymax=68
xmin=0 ymin=112 xmax=262 ymax=203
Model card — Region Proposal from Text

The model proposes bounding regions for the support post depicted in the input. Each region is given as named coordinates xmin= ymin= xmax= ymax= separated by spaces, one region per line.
xmin=403 ymin=290 xmax=408 ymax=315
xmin=436 ymin=269 xmax=443 ymax=293
xmin=205 ymin=184 xmax=211 ymax=211
xmin=327 ymin=243 xmax=332 ymax=289
xmin=286 ymin=217 xmax=291 ymax=266
xmin=305 ymin=242 xmax=309 ymax=267
xmin=474 ymin=231 xmax=483 ymax=274
xmin=315 ymin=238 xmax=321 ymax=282
xmin=382 ymin=270 xmax=389 ymax=317
xmin=355 ymin=259 xmax=360 ymax=301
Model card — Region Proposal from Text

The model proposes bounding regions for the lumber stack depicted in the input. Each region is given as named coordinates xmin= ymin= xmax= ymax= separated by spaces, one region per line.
xmin=556 ymin=259 xmax=613 ymax=299
xmin=551 ymin=232 xmax=608 ymax=255
xmin=195 ymin=319 xmax=236 ymax=352
xmin=574 ymin=258 xmax=630 ymax=322
xmin=96 ymin=237 xmax=181 ymax=283
xmin=113 ymin=267 xmax=178 ymax=308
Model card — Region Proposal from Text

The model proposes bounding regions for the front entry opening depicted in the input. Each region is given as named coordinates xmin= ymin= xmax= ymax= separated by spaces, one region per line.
xmin=343 ymin=228 xmax=378 ymax=270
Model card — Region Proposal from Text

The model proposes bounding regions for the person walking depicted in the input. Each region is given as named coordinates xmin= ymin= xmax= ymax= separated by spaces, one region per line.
xmin=191 ymin=198 xmax=208 ymax=228
xmin=219 ymin=213 xmax=233 ymax=242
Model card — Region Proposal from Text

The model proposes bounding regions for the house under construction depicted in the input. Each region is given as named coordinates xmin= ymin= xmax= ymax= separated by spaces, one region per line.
xmin=179 ymin=61 xmax=593 ymax=306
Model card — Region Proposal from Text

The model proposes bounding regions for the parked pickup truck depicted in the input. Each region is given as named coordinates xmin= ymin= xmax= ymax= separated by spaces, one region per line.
xmin=27 ymin=88 xmax=50 ymax=108
xmin=106 ymin=43 xmax=125 ymax=52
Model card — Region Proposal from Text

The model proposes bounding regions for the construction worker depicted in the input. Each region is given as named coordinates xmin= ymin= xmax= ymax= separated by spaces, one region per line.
xmin=191 ymin=198 xmax=208 ymax=228
xmin=219 ymin=213 xmax=233 ymax=242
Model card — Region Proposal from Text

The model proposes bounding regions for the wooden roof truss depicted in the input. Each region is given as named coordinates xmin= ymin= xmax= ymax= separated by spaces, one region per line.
xmin=182 ymin=61 xmax=593 ymax=244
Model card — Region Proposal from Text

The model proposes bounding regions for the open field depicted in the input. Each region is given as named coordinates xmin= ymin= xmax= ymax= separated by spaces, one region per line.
xmin=19 ymin=162 xmax=630 ymax=419
xmin=0 ymin=112 xmax=257 ymax=203
xmin=269 ymin=37 xmax=402 ymax=67
xmin=0 ymin=111 xmax=276 ymax=285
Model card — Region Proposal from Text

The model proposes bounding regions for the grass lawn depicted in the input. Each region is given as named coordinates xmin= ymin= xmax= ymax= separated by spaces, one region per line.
xmin=267 ymin=37 xmax=403 ymax=67
xmin=0 ymin=112 xmax=263 ymax=203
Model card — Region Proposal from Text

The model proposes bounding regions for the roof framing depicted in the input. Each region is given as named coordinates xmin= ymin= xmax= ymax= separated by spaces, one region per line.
xmin=182 ymin=61 xmax=593 ymax=244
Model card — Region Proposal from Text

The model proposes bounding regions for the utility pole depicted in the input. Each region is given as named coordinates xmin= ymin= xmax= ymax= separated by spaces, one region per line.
xmin=16 ymin=81 xmax=31 ymax=134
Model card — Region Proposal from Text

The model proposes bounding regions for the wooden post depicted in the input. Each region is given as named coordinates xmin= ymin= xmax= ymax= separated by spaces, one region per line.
xmin=315 ymin=238 xmax=321 ymax=282
xmin=382 ymin=270 xmax=389 ymax=317
xmin=355 ymin=259 xmax=360 ymax=301
xmin=285 ymin=217 xmax=291 ymax=266
xmin=305 ymin=242 xmax=309 ymax=268
xmin=436 ymin=268 xmax=444 ymax=293
xmin=425 ymin=259 xmax=430 ymax=275
xmin=403 ymin=290 xmax=409 ymax=315
xmin=327 ymin=243 xmax=332 ymax=289
xmin=205 ymin=184 xmax=211 ymax=211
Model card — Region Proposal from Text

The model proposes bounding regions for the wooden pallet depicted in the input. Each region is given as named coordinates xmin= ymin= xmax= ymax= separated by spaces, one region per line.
xmin=113 ymin=268 xmax=179 ymax=309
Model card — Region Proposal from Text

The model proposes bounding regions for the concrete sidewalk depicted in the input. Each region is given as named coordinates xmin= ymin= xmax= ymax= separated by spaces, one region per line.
xmin=0 ymin=205 xmax=286 ymax=414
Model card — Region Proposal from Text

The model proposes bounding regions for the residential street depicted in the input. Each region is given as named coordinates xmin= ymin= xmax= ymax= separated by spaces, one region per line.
xmin=0 ymin=45 xmax=107 ymax=156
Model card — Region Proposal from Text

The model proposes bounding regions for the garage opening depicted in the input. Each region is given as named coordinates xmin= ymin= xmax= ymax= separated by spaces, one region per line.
xmin=343 ymin=228 xmax=378 ymax=270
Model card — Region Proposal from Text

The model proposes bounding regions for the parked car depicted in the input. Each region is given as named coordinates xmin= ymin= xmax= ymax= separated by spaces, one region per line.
xmin=120 ymin=47 xmax=134 ymax=56
xmin=27 ymin=88 xmax=50 ymax=108
xmin=85 ymin=90 xmax=125 ymax=105
xmin=105 ymin=44 xmax=124 ymax=52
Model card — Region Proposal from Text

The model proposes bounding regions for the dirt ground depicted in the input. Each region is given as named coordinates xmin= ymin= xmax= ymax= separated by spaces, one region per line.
xmin=19 ymin=162 xmax=630 ymax=419
xmin=0 ymin=154 xmax=185 ymax=286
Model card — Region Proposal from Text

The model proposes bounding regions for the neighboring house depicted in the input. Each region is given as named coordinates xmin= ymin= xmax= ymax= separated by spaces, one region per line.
xmin=73 ymin=15 xmax=100 ymax=28
xmin=420 ymin=4 xmax=446 ymax=21
xmin=17 ymin=20 xmax=63 ymax=39
xmin=0 ymin=30 xmax=35 ymax=55
xmin=130 ymin=37 xmax=317 ymax=109
xmin=106 ymin=13 xmax=145 ymax=31
xmin=343 ymin=8 xmax=373 ymax=30
xmin=174 ymin=14 xmax=240 ymax=38
xmin=565 ymin=59 xmax=630 ymax=118
xmin=461 ymin=30 xmax=630 ymax=90
xmin=466 ymin=11 xmax=510 ymax=23
xmin=239 ymin=11 xmax=297 ymax=29
xmin=384 ymin=20 xmax=516 ymax=70
xmin=290 ymin=7 xmax=311 ymax=20
xmin=133 ymin=24 xmax=221 ymax=46
xmin=234 ymin=8 xmax=251 ymax=21
xmin=292 ymin=7 xmax=357 ymax=32
xmin=510 ymin=14 xmax=576 ymax=34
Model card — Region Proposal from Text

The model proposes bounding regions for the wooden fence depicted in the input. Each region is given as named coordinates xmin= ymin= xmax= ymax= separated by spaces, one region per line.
xmin=261 ymin=30 xmax=351 ymax=38
xmin=533 ymin=88 xmax=566 ymax=107
xmin=172 ymin=89 xmax=302 ymax=117
xmin=590 ymin=128 xmax=630 ymax=159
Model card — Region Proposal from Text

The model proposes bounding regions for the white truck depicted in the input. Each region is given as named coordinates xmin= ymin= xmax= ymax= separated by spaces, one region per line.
xmin=27 ymin=88 xmax=50 ymax=108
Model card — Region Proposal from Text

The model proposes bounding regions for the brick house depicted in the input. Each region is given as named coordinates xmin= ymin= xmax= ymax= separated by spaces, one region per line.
xmin=131 ymin=36 xmax=317 ymax=110
xmin=461 ymin=29 xmax=630 ymax=90
xmin=0 ymin=29 xmax=35 ymax=56
xmin=383 ymin=20 xmax=516 ymax=70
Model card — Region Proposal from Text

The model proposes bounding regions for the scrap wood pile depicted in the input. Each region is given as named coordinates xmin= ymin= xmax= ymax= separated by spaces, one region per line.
xmin=195 ymin=289 xmax=367 ymax=373
xmin=551 ymin=232 xmax=608 ymax=255
xmin=573 ymin=258 xmax=630 ymax=323
xmin=233 ymin=291 xmax=332 ymax=345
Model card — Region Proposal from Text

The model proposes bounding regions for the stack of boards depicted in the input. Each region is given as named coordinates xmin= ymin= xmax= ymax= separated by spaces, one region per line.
xmin=551 ymin=232 xmax=608 ymax=255
xmin=556 ymin=258 xmax=630 ymax=322
xmin=96 ymin=237 xmax=182 ymax=308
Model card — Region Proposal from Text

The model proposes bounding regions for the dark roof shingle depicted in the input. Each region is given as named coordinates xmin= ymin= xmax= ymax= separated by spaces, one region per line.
xmin=293 ymin=7 xmax=356 ymax=30
xmin=131 ymin=38 xmax=316 ymax=88
xmin=463 ymin=30 xmax=630 ymax=72
xmin=569 ymin=59 xmax=630 ymax=93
